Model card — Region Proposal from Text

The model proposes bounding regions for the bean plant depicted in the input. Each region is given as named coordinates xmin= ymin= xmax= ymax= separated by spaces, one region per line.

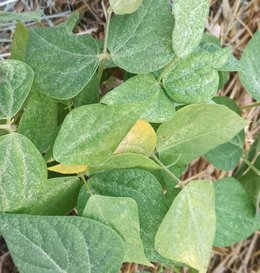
xmin=0 ymin=0 xmax=259 ymax=272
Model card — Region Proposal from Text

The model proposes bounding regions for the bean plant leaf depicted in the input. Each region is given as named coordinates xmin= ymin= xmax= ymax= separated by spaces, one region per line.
xmin=83 ymin=195 xmax=152 ymax=266
xmin=101 ymin=74 xmax=175 ymax=123
xmin=53 ymin=104 xmax=143 ymax=165
xmin=155 ymin=180 xmax=216 ymax=273
xmin=240 ymin=156 xmax=260 ymax=214
xmin=110 ymin=0 xmax=143 ymax=14
xmin=239 ymin=31 xmax=260 ymax=100
xmin=115 ymin=119 xmax=157 ymax=156
xmin=48 ymin=164 xmax=88 ymax=175
xmin=12 ymin=18 xmax=99 ymax=100
xmin=21 ymin=177 xmax=82 ymax=215
xmin=11 ymin=22 xmax=29 ymax=61
xmin=157 ymin=104 xmax=248 ymax=166
xmin=162 ymin=53 xmax=219 ymax=103
xmin=0 ymin=133 xmax=47 ymax=212
xmin=205 ymin=97 xmax=245 ymax=171
xmin=214 ymin=177 xmax=260 ymax=247
xmin=172 ymin=0 xmax=209 ymax=58
xmin=108 ymin=0 xmax=174 ymax=73
xmin=0 ymin=214 xmax=124 ymax=273
xmin=88 ymin=153 xmax=161 ymax=175
xmin=18 ymin=92 xmax=58 ymax=153
xmin=0 ymin=10 xmax=43 ymax=22
xmin=0 ymin=60 xmax=34 ymax=119
xmin=78 ymin=169 xmax=169 ymax=263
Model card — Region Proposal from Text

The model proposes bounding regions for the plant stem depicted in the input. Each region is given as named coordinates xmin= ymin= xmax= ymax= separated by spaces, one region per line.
xmin=240 ymin=101 xmax=260 ymax=110
xmin=0 ymin=118 xmax=16 ymax=133
xmin=151 ymin=154 xmax=182 ymax=186
xmin=97 ymin=6 xmax=112 ymax=85
xmin=242 ymin=157 xmax=260 ymax=176
xmin=78 ymin=174 xmax=93 ymax=195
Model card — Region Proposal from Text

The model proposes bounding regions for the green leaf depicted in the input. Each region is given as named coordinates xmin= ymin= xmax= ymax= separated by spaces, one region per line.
xmin=78 ymin=169 xmax=169 ymax=263
xmin=205 ymin=97 xmax=245 ymax=171
xmin=0 ymin=214 xmax=124 ymax=273
xmin=108 ymin=0 xmax=174 ymax=73
xmin=239 ymin=31 xmax=260 ymax=100
xmin=0 ymin=10 xmax=43 ymax=22
xmin=73 ymin=73 xmax=99 ymax=107
xmin=53 ymin=104 xmax=143 ymax=165
xmin=211 ymin=48 xmax=240 ymax=71
xmin=157 ymin=104 xmax=248 ymax=166
xmin=89 ymin=153 xmax=161 ymax=175
xmin=110 ymin=0 xmax=143 ymax=14
xmin=14 ymin=21 xmax=98 ymax=100
xmin=0 ymin=133 xmax=47 ymax=212
xmin=21 ymin=177 xmax=82 ymax=215
xmin=101 ymin=74 xmax=175 ymax=123
xmin=172 ymin=0 xmax=209 ymax=58
xmin=11 ymin=22 xmax=29 ymax=61
xmin=0 ymin=60 xmax=34 ymax=119
xmin=240 ymin=156 xmax=260 ymax=214
xmin=155 ymin=180 xmax=215 ymax=273
xmin=214 ymin=177 xmax=260 ymax=247
xmin=83 ymin=195 xmax=152 ymax=266
xmin=18 ymin=92 xmax=58 ymax=153
xmin=162 ymin=53 xmax=219 ymax=103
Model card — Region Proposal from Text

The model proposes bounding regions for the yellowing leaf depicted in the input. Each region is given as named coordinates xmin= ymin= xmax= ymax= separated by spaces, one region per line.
xmin=48 ymin=164 xmax=88 ymax=175
xmin=115 ymin=119 xmax=156 ymax=156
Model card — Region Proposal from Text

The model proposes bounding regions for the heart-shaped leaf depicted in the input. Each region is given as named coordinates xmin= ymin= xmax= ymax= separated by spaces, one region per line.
xmin=108 ymin=0 xmax=174 ymax=73
xmin=239 ymin=31 xmax=260 ymax=100
xmin=155 ymin=180 xmax=216 ymax=273
xmin=0 ymin=60 xmax=34 ymax=119
xmin=0 ymin=214 xmax=124 ymax=273
xmin=214 ymin=177 xmax=260 ymax=246
xmin=157 ymin=104 xmax=248 ymax=166
xmin=12 ymin=17 xmax=99 ymax=100
xmin=77 ymin=169 xmax=169 ymax=263
xmin=172 ymin=0 xmax=209 ymax=58
xmin=83 ymin=195 xmax=152 ymax=266
xmin=53 ymin=104 xmax=143 ymax=165
xmin=162 ymin=53 xmax=219 ymax=103
xmin=0 ymin=133 xmax=47 ymax=212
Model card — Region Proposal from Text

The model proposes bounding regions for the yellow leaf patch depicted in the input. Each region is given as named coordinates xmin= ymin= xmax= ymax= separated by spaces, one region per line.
xmin=115 ymin=119 xmax=157 ymax=156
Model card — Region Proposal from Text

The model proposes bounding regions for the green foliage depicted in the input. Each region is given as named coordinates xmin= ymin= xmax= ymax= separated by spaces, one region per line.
xmin=0 ymin=10 xmax=43 ymax=22
xmin=83 ymin=195 xmax=152 ymax=266
xmin=157 ymin=104 xmax=247 ymax=166
xmin=0 ymin=2 xmax=259 ymax=272
xmin=239 ymin=31 xmax=260 ymax=100
xmin=0 ymin=60 xmax=34 ymax=119
xmin=214 ymin=177 xmax=260 ymax=247
xmin=0 ymin=133 xmax=47 ymax=212
xmin=155 ymin=181 xmax=216 ymax=273
xmin=0 ymin=214 xmax=124 ymax=273
xmin=108 ymin=0 xmax=174 ymax=73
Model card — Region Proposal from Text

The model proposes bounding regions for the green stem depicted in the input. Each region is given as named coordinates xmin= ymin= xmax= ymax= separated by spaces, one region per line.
xmin=97 ymin=7 xmax=112 ymax=85
xmin=151 ymin=154 xmax=182 ymax=186
xmin=0 ymin=118 xmax=16 ymax=133
xmin=79 ymin=174 xmax=93 ymax=195
xmin=242 ymin=157 xmax=260 ymax=176
xmin=157 ymin=57 xmax=177 ymax=83
xmin=240 ymin=101 xmax=260 ymax=110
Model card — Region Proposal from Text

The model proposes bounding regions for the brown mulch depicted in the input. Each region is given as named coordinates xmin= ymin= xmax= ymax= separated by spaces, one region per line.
xmin=0 ymin=0 xmax=259 ymax=273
